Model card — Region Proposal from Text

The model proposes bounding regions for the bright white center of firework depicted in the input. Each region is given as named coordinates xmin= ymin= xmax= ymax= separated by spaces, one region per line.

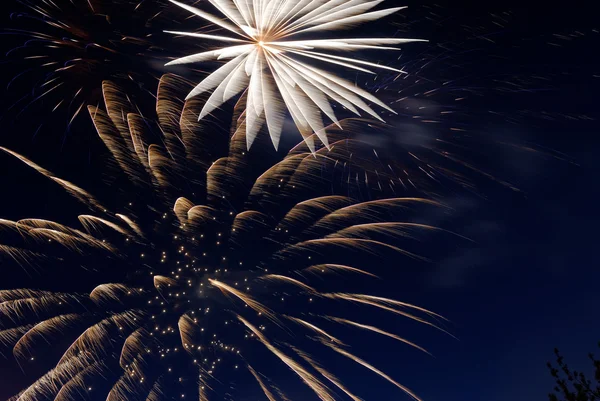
xmin=165 ymin=0 xmax=418 ymax=151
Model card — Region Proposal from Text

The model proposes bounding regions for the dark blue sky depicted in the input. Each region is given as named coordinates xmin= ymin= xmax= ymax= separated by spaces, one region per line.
xmin=388 ymin=3 xmax=600 ymax=397
xmin=0 ymin=1 xmax=599 ymax=400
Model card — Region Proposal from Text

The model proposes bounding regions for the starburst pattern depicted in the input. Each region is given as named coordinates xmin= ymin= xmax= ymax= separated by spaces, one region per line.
xmin=0 ymin=75 xmax=460 ymax=401
xmin=1 ymin=0 xmax=179 ymax=132
xmin=164 ymin=0 xmax=421 ymax=150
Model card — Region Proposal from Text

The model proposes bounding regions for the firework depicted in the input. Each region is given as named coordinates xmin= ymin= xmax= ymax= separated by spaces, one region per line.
xmin=0 ymin=75 xmax=460 ymax=401
xmin=164 ymin=0 xmax=422 ymax=150
xmin=2 ymin=0 xmax=180 ymax=132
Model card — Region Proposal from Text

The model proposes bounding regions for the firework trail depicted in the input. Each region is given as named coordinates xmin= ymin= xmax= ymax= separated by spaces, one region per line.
xmin=1 ymin=0 xmax=185 ymax=132
xmin=0 ymin=75 xmax=462 ymax=401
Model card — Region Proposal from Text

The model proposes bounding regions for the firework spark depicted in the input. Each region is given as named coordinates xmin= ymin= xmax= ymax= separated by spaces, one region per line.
xmin=164 ymin=0 xmax=421 ymax=150
xmin=2 ymin=0 xmax=179 ymax=131
xmin=0 ymin=75 xmax=460 ymax=400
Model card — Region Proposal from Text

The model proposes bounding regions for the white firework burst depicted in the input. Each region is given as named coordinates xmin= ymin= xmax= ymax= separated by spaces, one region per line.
xmin=165 ymin=0 xmax=421 ymax=150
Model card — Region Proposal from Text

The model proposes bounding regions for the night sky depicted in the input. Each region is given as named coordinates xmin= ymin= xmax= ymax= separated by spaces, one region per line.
xmin=0 ymin=1 xmax=599 ymax=401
